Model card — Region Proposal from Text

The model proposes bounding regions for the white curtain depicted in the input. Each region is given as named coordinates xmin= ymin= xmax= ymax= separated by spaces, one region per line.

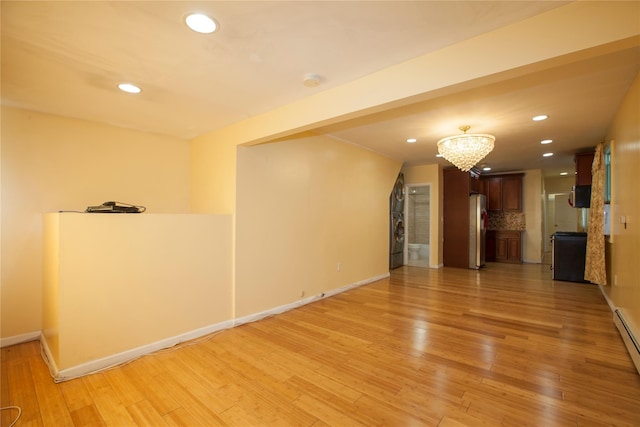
xmin=585 ymin=143 xmax=606 ymax=285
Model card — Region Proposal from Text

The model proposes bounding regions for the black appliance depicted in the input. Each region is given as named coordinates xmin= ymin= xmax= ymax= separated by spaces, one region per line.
xmin=570 ymin=185 xmax=591 ymax=208
xmin=85 ymin=201 xmax=146 ymax=213
xmin=552 ymin=232 xmax=589 ymax=283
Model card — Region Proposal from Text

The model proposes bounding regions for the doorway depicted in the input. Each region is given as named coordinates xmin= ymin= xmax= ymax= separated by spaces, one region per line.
xmin=546 ymin=192 xmax=577 ymax=244
xmin=405 ymin=184 xmax=430 ymax=268
xmin=543 ymin=192 xmax=576 ymax=262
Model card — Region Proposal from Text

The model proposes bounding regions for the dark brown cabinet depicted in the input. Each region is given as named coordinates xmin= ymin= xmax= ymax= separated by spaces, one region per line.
xmin=575 ymin=151 xmax=595 ymax=185
xmin=480 ymin=173 xmax=523 ymax=212
xmin=495 ymin=231 xmax=522 ymax=263
xmin=484 ymin=177 xmax=503 ymax=212
xmin=502 ymin=175 xmax=522 ymax=211
xmin=486 ymin=230 xmax=496 ymax=262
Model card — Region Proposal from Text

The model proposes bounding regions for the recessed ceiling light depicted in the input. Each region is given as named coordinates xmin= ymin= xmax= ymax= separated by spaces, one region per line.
xmin=540 ymin=139 xmax=553 ymax=144
xmin=118 ymin=83 xmax=141 ymax=94
xmin=543 ymin=152 xmax=554 ymax=157
xmin=560 ymin=172 xmax=568 ymax=176
xmin=185 ymin=13 xmax=218 ymax=34
xmin=406 ymin=138 xmax=417 ymax=144
xmin=483 ymin=167 xmax=492 ymax=171
xmin=533 ymin=115 xmax=549 ymax=121
xmin=436 ymin=154 xmax=443 ymax=158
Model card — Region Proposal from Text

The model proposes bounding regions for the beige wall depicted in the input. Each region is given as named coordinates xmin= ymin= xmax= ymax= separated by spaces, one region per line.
xmin=42 ymin=213 xmax=232 ymax=372
xmin=523 ymin=170 xmax=543 ymax=263
xmin=544 ymin=176 xmax=575 ymax=195
xmin=190 ymin=134 xmax=237 ymax=215
xmin=402 ymin=164 xmax=443 ymax=268
xmin=604 ymin=71 xmax=640 ymax=336
xmin=1 ymin=107 xmax=190 ymax=339
xmin=235 ymin=133 xmax=401 ymax=317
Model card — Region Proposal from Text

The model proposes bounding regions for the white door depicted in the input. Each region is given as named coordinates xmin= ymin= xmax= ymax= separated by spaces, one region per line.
xmin=553 ymin=193 xmax=577 ymax=232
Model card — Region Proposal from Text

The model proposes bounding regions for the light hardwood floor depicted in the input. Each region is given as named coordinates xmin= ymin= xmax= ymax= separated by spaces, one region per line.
xmin=2 ymin=263 xmax=640 ymax=426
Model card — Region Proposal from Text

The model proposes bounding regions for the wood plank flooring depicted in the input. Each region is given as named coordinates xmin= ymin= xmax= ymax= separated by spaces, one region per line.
xmin=2 ymin=263 xmax=640 ymax=426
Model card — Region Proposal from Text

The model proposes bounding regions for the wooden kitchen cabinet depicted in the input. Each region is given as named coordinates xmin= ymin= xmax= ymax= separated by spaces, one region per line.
xmin=495 ymin=231 xmax=522 ymax=263
xmin=575 ymin=151 xmax=595 ymax=185
xmin=484 ymin=177 xmax=503 ymax=212
xmin=480 ymin=173 xmax=523 ymax=212
xmin=502 ymin=175 xmax=522 ymax=211
xmin=485 ymin=230 xmax=496 ymax=262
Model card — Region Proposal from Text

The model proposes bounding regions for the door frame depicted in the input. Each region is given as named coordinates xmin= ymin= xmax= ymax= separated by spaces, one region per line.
xmin=404 ymin=183 xmax=432 ymax=267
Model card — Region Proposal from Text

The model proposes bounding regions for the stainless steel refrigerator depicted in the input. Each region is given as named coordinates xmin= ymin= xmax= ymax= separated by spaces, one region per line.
xmin=469 ymin=194 xmax=487 ymax=269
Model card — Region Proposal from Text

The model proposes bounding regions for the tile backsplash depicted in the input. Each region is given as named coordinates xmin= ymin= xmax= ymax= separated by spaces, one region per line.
xmin=488 ymin=212 xmax=526 ymax=231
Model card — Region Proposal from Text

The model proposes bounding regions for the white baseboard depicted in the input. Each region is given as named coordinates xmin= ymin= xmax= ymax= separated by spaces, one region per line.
xmin=613 ymin=309 xmax=640 ymax=375
xmin=0 ymin=331 xmax=40 ymax=348
xmin=42 ymin=319 xmax=234 ymax=383
xmin=598 ymin=284 xmax=616 ymax=312
xmin=36 ymin=273 xmax=390 ymax=382
xmin=597 ymin=285 xmax=640 ymax=375
xmin=234 ymin=273 xmax=390 ymax=326
xmin=40 ymin=332 xmax=60 ymax=378
xmin=327 ymin=272 xmax=390 ymax=296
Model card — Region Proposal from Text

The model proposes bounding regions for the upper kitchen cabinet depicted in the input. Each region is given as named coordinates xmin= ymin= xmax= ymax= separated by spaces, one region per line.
xmin=575 ymin=151 xmax=595 ymax=185
xmin=483 ymin=177 xmax=503 ymax=212
xmin=480 ymin=173 xmax=523 ymax=212
xmin=502 ymin=175 xmax=523 ymax=211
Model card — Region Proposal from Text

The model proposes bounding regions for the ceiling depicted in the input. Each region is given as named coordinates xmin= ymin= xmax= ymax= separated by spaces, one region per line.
xmin=3 ymin=1 xmax=639 ymax=176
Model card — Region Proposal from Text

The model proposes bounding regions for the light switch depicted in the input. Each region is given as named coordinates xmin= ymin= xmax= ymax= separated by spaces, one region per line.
xmin=620 ymin=215 xmax=628 ymax=230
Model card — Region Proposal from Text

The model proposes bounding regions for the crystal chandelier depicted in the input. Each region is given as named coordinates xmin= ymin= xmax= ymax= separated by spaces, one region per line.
xmin=437 ymin=125 xmax=495 ymax=172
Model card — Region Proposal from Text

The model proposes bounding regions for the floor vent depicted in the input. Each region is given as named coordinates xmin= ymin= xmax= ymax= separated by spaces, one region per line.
xmin=613 ymin=309 xmax=640 ymax=375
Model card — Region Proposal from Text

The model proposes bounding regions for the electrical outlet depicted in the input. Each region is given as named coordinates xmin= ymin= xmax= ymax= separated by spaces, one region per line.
xmin=300 ymin=290 xmax=305 ymax=298
xmin=337 ymin=263 xmax=342 ymax=272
